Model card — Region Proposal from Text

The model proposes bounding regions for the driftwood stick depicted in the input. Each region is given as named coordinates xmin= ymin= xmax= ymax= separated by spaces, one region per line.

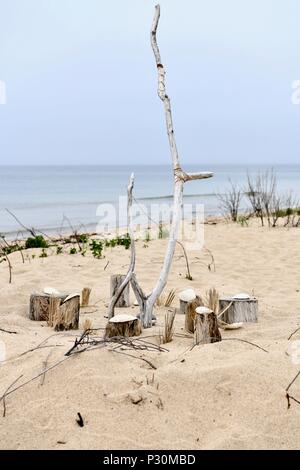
xmin=131 ymin=5 xmax=212 ymax=327
xmin=222 ymin=338 xmax=269 ymax=353
xmin=2 ymin=375 xmax=23 ymax=417
xmin=0 ymin=327 xmax=18 ymax=335
xmin=288 ymin=326 xmax=300 ymax=341
xmin=5 ymin=208 xmax=36 ymax=237
xmin=176 ymin=240 xmax=192 ymax=280
xmin=40 ymin=350 xmax=53 ymax=386
xmin=111 ymin=349 xmax=157 ymax=370
xmin=0 ymin=357 xmax=70 ymax=406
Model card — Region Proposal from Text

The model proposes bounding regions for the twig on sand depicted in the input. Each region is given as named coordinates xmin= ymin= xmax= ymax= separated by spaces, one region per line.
xmin=2 ymin=375 xmax=23 ymax=417
xmin=0 ymin=328 xmax=18 ymax=335
xmin=110 ymin=349 xmax=157 ymax=370
xmin=288 ymin=326 xmax=300 ymax=341
xmin=104 ymin=260 xmax=110 ymax=271
xmin=40 ymin=350 xmax=53 ymax=386
xmin=285 ymin=369 xmax=300 ymax=409
xmin=0 ymin=357 xmax=71 ymax=414
xmin=222 ymin=338 xmax=269 ymax=353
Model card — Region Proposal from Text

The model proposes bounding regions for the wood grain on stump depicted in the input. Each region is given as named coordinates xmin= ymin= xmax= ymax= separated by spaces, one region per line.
xmin=219 ymin=296 xmax=258 ymax=324
xmin=184 ymin=296 xmax=203 ymax=334
xmin=29 ymin=292 xmax=80 ymax=331
xmin=105 ymin=314 xmax=141 ymax=338
xmin=194 ymin=307 xmax=222 ymax=345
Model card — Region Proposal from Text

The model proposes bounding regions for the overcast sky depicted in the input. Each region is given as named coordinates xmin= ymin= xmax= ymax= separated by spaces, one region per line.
xmin=0 ymin=0 xmax=299 ymax=165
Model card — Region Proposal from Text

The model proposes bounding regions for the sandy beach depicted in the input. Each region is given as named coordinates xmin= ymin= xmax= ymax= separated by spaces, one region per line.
xmin=0 ymin=219 xmax=300 ymax=450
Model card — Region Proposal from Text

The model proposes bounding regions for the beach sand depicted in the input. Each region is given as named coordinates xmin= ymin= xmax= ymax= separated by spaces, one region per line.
xmin=0 ymin=220 xmax=300 ymax=450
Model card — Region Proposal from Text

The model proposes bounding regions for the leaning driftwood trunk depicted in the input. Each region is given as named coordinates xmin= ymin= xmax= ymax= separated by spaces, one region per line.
xmin=110 ymin=275 xmax=130 ymax=308
xmin=194 ymin=307 xmax=222 ymax=345
xmin=105 ymin=314 xmax=142 ymax=338
xmin=219 ymin=297 xmax=258 ymax=324
xmin=184 ymin=297 xmax=203 ymax=334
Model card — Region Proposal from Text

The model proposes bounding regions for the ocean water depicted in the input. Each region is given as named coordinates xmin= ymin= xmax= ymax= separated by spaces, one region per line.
xmin=0 ymin=165 xmax=299 ymax=237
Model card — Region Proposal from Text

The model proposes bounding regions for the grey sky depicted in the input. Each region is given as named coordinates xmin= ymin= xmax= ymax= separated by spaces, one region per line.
xmin=0 ymin=0 xmax=299 ymax=165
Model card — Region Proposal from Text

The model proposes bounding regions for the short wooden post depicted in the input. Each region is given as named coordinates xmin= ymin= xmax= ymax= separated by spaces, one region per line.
xmin=29 ymin=292 xmax=65 ymax=321
xmin=29 ymin=291 xmax=80 ymax=330
xmin=194 ymin=307 xmax=222 ymax=345
xmin=105 ymin=314 xmax=141 ymax=338
xmin=81 ymin=287 xmax=91 ymax=307
xmin=184 ymin=297 xmax=203 ymax=333
xmin=219 ymin=294 xmax=258 ymax=324
xmin=110 ymin=274 xmax=130 ymax=308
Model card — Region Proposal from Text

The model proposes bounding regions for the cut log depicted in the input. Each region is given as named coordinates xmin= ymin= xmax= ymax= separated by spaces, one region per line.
xmin=110 ymin=274 xmax=130 ymax=308
xmin=81 ymin=287 xmax=91 ymax=307
xmin=194 ymin=307 xmax=222 ymax=345
xmin=29 ymin=292 xmax=65 ymax=321
xmin=219 ymin=296 xmax=258 ymax=324
xmin=178 ymin=289 xmax=197 ymax=314
xmin=184 ymin=296 xmax=203 ymax=333
xmin=105 ymin=314 xmax=142 ymax=338
xmin=52 ymin=294 xmax=80 ymax=331
xmin=29 ymin=292 xmax=80 ymax=331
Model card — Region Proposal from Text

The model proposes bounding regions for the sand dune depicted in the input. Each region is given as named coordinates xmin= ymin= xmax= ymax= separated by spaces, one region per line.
xmin=0 ymin=220 xmax=300 ymax=449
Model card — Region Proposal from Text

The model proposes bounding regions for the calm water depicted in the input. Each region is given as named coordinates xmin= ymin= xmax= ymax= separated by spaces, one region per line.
xmin=0 ymin=165 xmax=299 ymax=237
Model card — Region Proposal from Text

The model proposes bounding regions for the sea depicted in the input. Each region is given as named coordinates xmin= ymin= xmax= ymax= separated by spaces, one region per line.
xmin=0 ymin=165 xmax=299 ymax=238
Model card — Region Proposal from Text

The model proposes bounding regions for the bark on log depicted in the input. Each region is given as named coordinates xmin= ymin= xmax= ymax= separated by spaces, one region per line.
xmin=105 ymin=314 xmax=142 ymax=338
xmin=184 ymin=296 xmax=203 ymax=334
xmin=219 ymin=297 xmax=258 ymax=324
xmin=53 ymin=294 xmax=80 ymax=331
xmin=194 ymin=307 xmax=222 ymax=345
xmin=29 ymin=292 xmax=80 ymax=330
xmin=81 ymin=287 xmax=91 ymax=307
xmin=110 ymin=275 xmax=130 ymax=308
xmin=29 ymin=293 xmax=65 ymax=321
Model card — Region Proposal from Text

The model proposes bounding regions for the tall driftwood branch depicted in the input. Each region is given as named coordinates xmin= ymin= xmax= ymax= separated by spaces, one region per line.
xmin=106 ymin=5 xmax=213 ymax=327
xmin=129 ymin=5 xmax=213 ymax=328
xmin=107 ymin=174 xmax=136 ymax=319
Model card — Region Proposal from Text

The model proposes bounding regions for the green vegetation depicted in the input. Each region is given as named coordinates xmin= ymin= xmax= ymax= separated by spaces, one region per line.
xmin=25 ymin=235 xmax=48 ymax=249
xmin=39 ymin=248 xmax=48 ymax=258
xmin=90 ymin=240 xmax=103 ymax=259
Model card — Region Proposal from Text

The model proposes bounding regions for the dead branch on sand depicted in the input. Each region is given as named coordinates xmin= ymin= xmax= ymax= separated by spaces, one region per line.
xmin=0 ymin=327 xmax=18 ymax=335
xmin=286 ymin=370 xmax=300 ymax=409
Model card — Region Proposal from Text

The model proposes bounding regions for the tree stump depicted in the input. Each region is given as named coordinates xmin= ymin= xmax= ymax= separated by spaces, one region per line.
xmin=178 ymin=289 xmax=198 ymax=314
xmin=110 ymin=274 xmax=130 ymax=308
xmin=81 ymin=287 xmax=91 ymax=307
xmin=29 ymin=292 xmax=65 ymax=321
xmin=29 ymin=292 xmax=80 ymax=330
xmin=194 ymin=307 xmax=222 ymax=345
xmin=219 ymin=295 xmax=258 ymax=324
xmin=184 ymin=297 xmax=203 ymax=333
xmin=105 ymin=314 xmax=142 ymax=338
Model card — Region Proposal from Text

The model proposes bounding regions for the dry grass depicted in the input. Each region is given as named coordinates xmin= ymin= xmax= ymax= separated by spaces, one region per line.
xmin=156 ymin=289 xmax=176 ymax=308
xmin=204 ymin=287 xmax=219 ymax=314
xmin=159 ymin=309 xmax=176 ymax=344
xmin=82 ymin=318 xmax=93 ymax=332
